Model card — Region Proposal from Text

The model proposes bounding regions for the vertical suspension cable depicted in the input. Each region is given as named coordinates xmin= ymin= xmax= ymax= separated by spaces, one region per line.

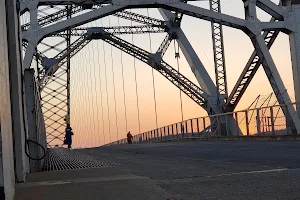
xmin=108 ymin=16 xmax=119 ymax=142
xmin=117 ymin=17 xmax=128 ymax=134
xmin=174 ymin=41 xmax=184 ymax=128
xmin=88 ymin=32 xmax=98 ymax=148
xmin=91 ymin=37 xmax=101 ymax=147
xmin=130 ymin=9 xmax=141 ymax=134
xmin=101 ymin=19 xmax=112 ymax=143
xmin=96 ymin=39 xmax=106 ymax=145
xmin=82 ymin=39 xmax=93 ymax=148
xmin=146 ymin=8 xmax=159 ymax=130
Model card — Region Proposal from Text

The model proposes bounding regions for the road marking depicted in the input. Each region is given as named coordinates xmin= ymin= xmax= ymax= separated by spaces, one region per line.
xmin=156 ymin=168 xmax=292 ymax=184
xmin=16 ymin=175 xmax=149 ymax=188
xmin=217 ymin=168 xmax=289 ymax=177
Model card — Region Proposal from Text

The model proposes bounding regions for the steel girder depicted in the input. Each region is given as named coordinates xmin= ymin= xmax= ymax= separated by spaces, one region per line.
xmin=40 ymin=29 xmax=209 ymax=107
xmin=21 ymin=1 xmax=286 ymax=70
xmin=54 ymin=25 xmax=167 ymax=37
xmin=156 ymin=34 xmax=173 ymax=57
xmin=39 ymin=34 xmax=92 ymax=90
xmin=209 ymin=0 xmax=228 ymax=104
xmin=93 ymin=30 xmax=210 ymax=108
xmin=21 ymin=0 xmax=300 ymax=135
xmin=158 ymin=8 xmax=220 ymax=114
xmin=225 ymin=1 xmax=283 ymax=111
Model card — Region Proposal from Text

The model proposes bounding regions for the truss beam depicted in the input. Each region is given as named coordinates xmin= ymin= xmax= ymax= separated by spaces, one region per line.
xmin=39 ymin=34 xmax=92 ymax=90
xmin=96 ymin=31 xmax=209 ymax=108
xmin=159 ymin=9 xmax=219 ymax=113
xmin=209 ymin=0 xmax=228 ymax=105
xmin=54 ymin=25 xmax=167 ymax=37
xmin=156 ymin=34 xmax=173 ymax=57
xmin=226 ymin=1 xmax=284 ymax=111
xmin=22 ymin=1 xmax=287 ymax=70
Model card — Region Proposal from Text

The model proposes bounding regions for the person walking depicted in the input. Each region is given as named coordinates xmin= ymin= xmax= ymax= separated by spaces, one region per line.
xmin=127 ymin=131 xmax=133 ymax=144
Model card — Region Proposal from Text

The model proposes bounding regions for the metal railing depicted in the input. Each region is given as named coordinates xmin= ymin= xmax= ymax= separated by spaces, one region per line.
xmin=107 ymin=103 xmax=300 ymax=145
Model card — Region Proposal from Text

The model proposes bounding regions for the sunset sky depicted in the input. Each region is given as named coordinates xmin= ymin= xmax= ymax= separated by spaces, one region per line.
xmin=38 ymin=0 xmax=296 ymax=147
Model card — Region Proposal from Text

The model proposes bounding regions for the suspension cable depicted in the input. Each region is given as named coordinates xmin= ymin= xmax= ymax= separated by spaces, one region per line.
xmin=91 ymin=33 xmax=101 ymax=147
xmin=96 ymin=38 xmax=106 ymax=145
xmin=117 ymin=17 xmax=129 ymax=134
xmin=88 ymin=28 xmax=98 ymax=148
xmin=174 ymin=40 xmax=184 ymax=132
xmin=130 ymin=9 xmax=141 ymax=134
xmin=101 ymin=19 xmax=112 ymax=143
xmin=109 ymin=16 xmax=120 ymax=142
xmin=82 ymin=36 xmax=93 ymax=147
xmin=147 ymin=8 xmax=159 ymax=131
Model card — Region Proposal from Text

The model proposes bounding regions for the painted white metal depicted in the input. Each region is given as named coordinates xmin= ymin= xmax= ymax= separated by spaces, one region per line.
xmin=6 ymin=0 xmax=29 ymax=182
xmin=289 ymin=3 xmax=300 ymax=118
xmin=256 ymin=0 xmax=284 ymax=19
xmin=158 ymin=9 xmax=218 ymax=99
xmin=20 ymin=0 xmax=300 ymax=136
xmin=0 ymin=0 xmax=16 ymax=198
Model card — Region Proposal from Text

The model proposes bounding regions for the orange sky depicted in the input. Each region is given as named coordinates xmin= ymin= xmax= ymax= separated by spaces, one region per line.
xmin=39 ymin=0 xmax=296 ymax=147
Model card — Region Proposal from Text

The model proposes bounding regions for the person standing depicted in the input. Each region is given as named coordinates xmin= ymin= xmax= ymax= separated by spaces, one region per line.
xmin=65 ymin=125 xmax=74 ymax=149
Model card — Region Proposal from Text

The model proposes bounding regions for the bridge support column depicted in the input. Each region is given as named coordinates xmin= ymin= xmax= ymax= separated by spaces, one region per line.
xmin=0 ymin=0 xmax=17 ymax=198
xmin=289 ymin=3 xmax=300 ymax=119
xmin=24 ymin=69 xmax=46 ymax=172
xmin=6 ymin=0 xmax=29 ymax=182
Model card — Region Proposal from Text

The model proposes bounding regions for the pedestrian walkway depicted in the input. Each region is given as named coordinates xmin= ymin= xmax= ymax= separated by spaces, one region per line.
xmin=14 ymin=148 xmax=173 ymax=200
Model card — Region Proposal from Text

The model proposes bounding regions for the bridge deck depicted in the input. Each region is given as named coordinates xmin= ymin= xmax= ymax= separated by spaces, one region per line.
xmin=14 ymin=148 xmax=172 ymax=200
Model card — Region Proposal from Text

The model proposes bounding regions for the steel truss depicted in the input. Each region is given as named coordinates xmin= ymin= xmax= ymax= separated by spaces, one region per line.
xmin=20 ymin=0 xmax=300 ymax=146
xmin=209 ymin=0 xmax=228 ymax=104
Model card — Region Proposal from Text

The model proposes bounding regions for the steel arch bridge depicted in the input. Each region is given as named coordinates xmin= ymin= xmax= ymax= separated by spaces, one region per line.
xmin=19 ymin=0 xmax=300 ymax=147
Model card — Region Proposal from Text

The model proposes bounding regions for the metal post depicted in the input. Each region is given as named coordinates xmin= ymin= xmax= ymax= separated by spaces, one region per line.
xmin=197 ymin=118 xmax=200 ymax=136
xmin=235 ymin=112 xmax=239 ymax=135
xmin=172 ymin=124 xmax=174 ymax=139
xmin=191 ymin=119 xmax=194 ymax=136
xmin=216 ymin=116 xmax=220 ymax=136
xmin=225 ymin=114 xmax=229 ymax=136
xmin=256 ymin=109 xmax=261 ymax=134
xmin=245 ymin=111 xmax=250 ymax=136
xmin=176 ymin=123 xmax=179 ymax=139
xmin=284 ymin=105 xmax=290 ymax=134
xmin=270 ymin=107 xmax=275 ymax=135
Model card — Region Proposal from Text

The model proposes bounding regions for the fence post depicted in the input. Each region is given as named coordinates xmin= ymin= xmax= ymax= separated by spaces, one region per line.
xmin=217 ymin=116 xmax=221 ymax=136
xmin=270 ymin=107 xmax=275 ymax=135
xmin=197 ymin=118 xmax=199 ymax=137
xmin=191 ymin=119 xmax=194 ymax=137
xmin=185 ymin=120 xmax=188 ymax=138
xmin=225 ymin=114 xmax=229 ymax=136
xmin=245 ymin=111 xmax=250 ymax=136
xmin=256 ymin=109 xmax=261 ymax=134
xmin=235 ymin=112 xmax=239 ymax=135
xmin=176 ymin=123 xmax=179 ymax=139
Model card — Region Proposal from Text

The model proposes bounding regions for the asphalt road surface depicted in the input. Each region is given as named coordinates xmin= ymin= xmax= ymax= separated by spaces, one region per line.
xmin=79 ymin=141 xmax=300 ymax=200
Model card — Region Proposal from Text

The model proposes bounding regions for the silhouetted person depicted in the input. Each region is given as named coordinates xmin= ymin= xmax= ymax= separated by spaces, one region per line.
xmin=127 ymin=131 xmax=133 ymax=144
xmin=65 ymin=125 xmax=74 ymax=149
